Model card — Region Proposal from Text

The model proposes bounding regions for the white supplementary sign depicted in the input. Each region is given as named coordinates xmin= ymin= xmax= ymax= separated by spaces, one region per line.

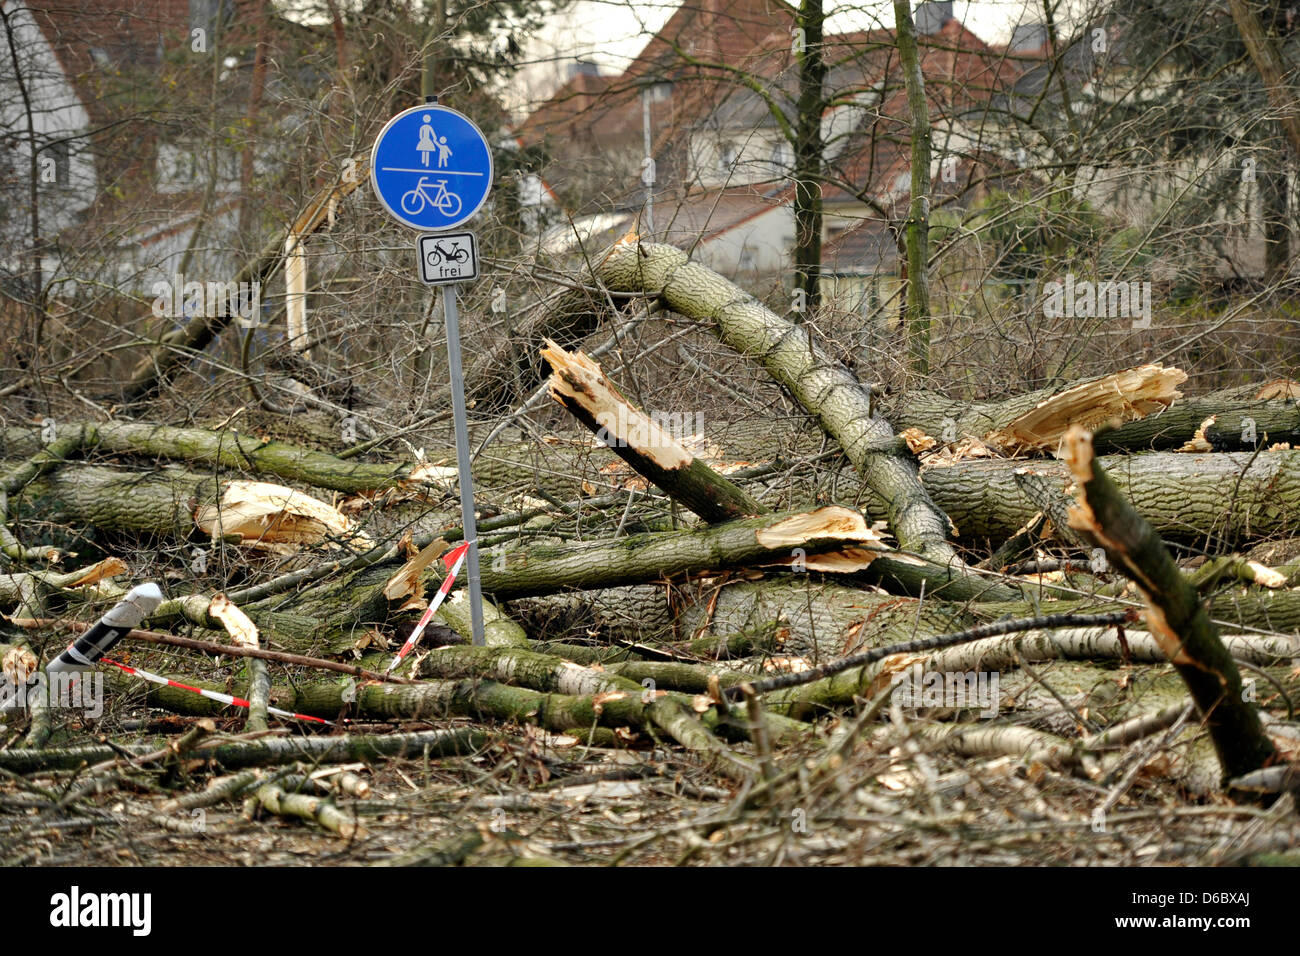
xmin=417 ymin=231 xmax=478 ymax=285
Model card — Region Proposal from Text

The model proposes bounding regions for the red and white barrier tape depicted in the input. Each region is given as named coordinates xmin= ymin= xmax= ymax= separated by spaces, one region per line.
xmin=55 ymin=544 xmax=473 ymax=722
xmin=386 ymin=542 xmax=471 ymax=674
xmin=100 ymin=656 xmax=332 ymax=725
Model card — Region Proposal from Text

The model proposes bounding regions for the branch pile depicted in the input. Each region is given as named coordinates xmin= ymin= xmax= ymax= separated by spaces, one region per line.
xmin=2 ymin=236 xmax=1297 ymax=865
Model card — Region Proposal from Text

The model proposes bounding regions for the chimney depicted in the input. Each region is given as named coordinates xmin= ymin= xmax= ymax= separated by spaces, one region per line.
xmin=914 ymin=1 xmax=953 ymax=35
xmin=1008 ymin=23 xmax=1048 ymax=53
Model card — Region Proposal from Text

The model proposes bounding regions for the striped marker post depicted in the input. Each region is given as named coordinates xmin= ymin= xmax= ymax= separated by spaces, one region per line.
xmin=47 ymin=583 xmax=164 ymax=675
xmin=386 ymin=542 xmax=470 ymax=675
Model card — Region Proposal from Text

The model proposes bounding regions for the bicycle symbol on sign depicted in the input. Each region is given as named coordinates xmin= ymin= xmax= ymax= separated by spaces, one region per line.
xmin=401 ymin=177 xmax=463 ymax=218
xmin=424 ymin=239 xmax=471 ymax=268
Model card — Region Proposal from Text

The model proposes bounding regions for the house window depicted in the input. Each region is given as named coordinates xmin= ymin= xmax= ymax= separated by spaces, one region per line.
xmin=158 ymin=143 xmax=198 ymax=186
xmin=158 ymin=142 xmax=239 ymax=189
xmin=770 ymin=142 xmax=792 ymax=175
xmin=719 ymin=143 xmax=738 ymax=172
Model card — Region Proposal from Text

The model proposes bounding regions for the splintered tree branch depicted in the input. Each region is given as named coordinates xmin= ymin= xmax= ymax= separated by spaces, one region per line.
xmin=542 ymin=341 xmax=766 ymax=522
xmin=1061 ymin=426 xmax=1277 ymax=785
xmin=596 ymin=238 xmax=961 ymax=572
xmin=121 ymin=157 xmax=369 ymax=403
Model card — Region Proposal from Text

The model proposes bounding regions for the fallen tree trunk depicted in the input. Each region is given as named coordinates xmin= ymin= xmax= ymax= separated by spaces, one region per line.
xmin=0 ymin=421 xmax=445 ymax=493
xmin=474 ymin=506 xmax=884 ymax=600
xmin=121 ymin=667 xmax=761 ymax=766
xmin=1095 ymin=392 xmax=1300 ymax=453
xmin=1062 ymin=426 xmax=1277 ymax=785
xmin=415 ymin=643 xmax=806 ymax=744
xmin=12 ymin=464 xmax=367 ymax=550
xmin=516 ymin=576 xmax=975 ymax=661
xmin=909 ymin=448 xmax=1300 ymax=546
xmin=596 ymin=238 xmax=962 ymax=573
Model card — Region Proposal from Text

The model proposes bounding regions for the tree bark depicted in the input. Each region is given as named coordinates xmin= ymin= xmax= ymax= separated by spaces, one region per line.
xmin=1227 ymin=0 xmax=1300 ymax=159
xmin=893 ymin=0 xmax=932 ymax=376
xmin=908 ymin=448 xmax=1300 ymax=546
xmin=0 ymin=728 xmax=487 ymax=774
xmin=1 ymin=421 xmax=430 ymax=493
xmin=1062 ymin=426 xmax=1277 ymax=785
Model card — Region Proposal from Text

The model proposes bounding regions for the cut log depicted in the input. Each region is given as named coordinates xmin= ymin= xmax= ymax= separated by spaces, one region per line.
xmin=1062 ymin=426 xmax=1277 ymax=786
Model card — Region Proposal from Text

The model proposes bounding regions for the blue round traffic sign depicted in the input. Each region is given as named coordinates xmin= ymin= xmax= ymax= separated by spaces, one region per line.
xmin=370 ymin=104 xmax=493 ymax=231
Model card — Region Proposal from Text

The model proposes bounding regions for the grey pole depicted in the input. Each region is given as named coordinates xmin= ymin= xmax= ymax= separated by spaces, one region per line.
xmin=441 ymin=283 xmax=485 ymax=645
xmin=642 ymin=86 xmax=654 ymax=235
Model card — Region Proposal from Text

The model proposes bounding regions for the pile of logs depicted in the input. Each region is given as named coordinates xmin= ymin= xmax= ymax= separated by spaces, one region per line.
xmin=2 ymin=236 xmax=1298 ymax=853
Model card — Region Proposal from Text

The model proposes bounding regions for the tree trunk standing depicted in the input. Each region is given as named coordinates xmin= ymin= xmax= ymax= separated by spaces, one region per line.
xmin=1227 ymin=0 xmax=1300 ymax=160
xmin=793 ymin=0 xmax=826 ymax=316
xmin=0 ymin=1 xmax=45 ymax=409
xmin=892 ymin=1 xmax=932 ymax=377
xmin=237 ymin=1 xmax=271 ymax=239
xmin=1261 ymin=133 xmax=1291 ymax=283
xmin=422 ymin=0 xmax=448 ymax=102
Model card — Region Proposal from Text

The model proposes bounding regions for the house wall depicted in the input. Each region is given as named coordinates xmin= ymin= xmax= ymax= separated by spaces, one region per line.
xmin=696 ymin=202 xmax=794 ymax=278
xmin=0 ymin=0 xmax=97 ymax=255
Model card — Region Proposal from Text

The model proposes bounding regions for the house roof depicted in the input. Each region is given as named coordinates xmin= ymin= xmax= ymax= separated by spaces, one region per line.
xmin=822 ymin=217 xmax=897 ymax=276
xmin=516 ymin=0 xmax=797 ymax=206
xmin=519 ymin=3 xmax=1030 ymax=221
xmin=658 ymin=181 xmax=793 ymax=246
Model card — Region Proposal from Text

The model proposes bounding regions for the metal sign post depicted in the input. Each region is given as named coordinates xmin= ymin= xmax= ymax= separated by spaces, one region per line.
xmin=371 ymin=103 xmax=494 ymax=645
xmin=440 ymin=284 xmax=485 ymax=645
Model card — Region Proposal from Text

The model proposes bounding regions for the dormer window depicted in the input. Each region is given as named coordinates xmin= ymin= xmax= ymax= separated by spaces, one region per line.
xmin=157 ymin=141 xmax=239 ymax=191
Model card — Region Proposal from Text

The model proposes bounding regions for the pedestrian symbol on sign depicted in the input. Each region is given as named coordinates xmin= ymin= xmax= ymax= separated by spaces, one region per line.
xmin=416 ymin=115 xmax=454 ymax=169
